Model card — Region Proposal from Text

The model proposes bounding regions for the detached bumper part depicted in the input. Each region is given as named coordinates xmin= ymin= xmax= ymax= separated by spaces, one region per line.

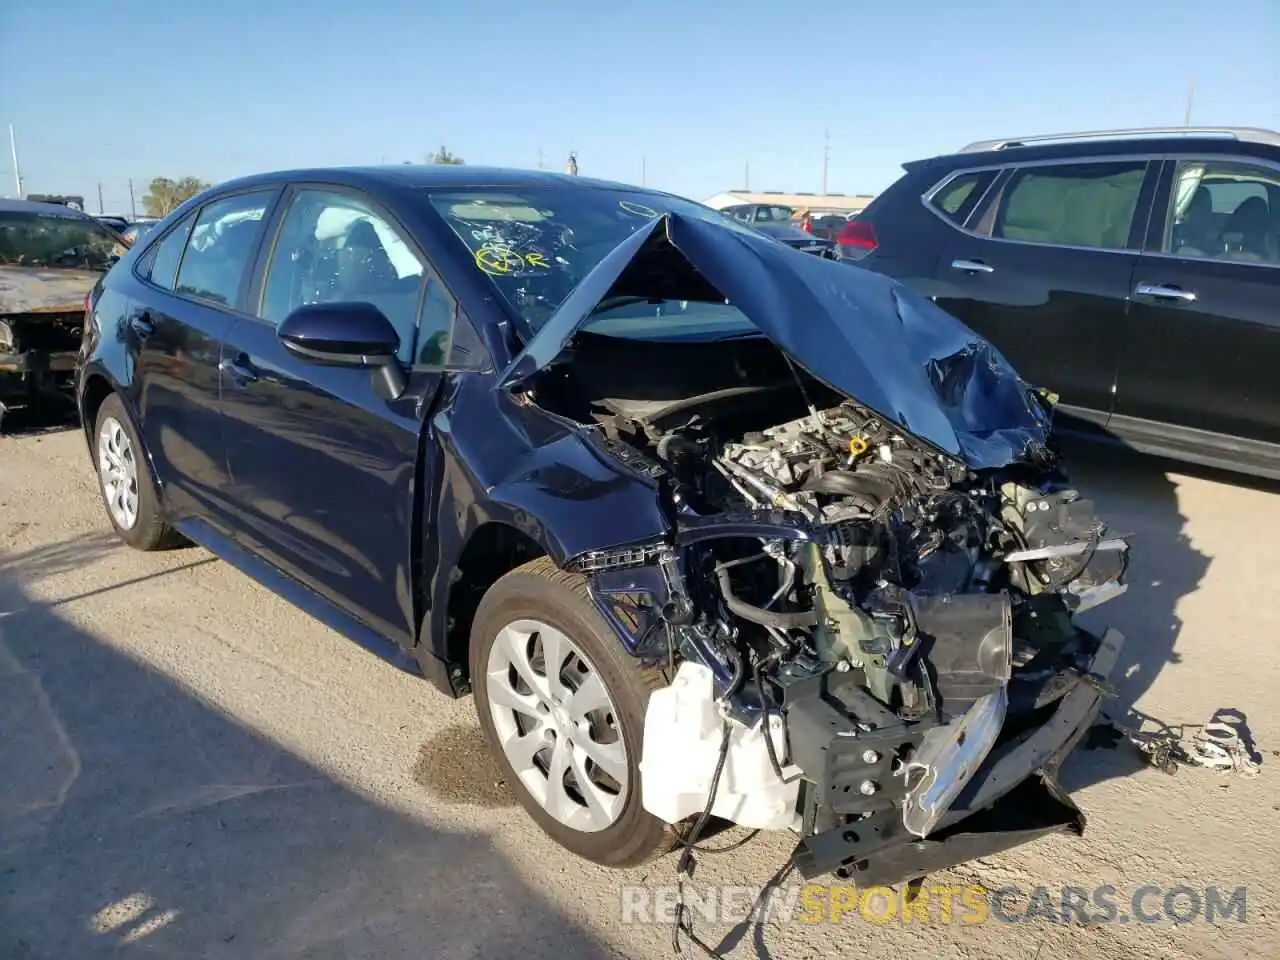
xmin=640 ymin=662 xmax=801 ymax=831
xmin=793 ymin=627 xmax=1125 ymax=883
xmin=902 ymin=686 xmax=1007 ymax=838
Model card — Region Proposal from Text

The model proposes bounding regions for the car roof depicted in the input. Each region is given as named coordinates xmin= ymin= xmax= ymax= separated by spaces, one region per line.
xmin=210 ymin=164 xmax=676 ymax=200
xmin=0 ymin=198 xmax=98 ymax=218
xmin=913 ymin=131 xmax=1280 ymax=172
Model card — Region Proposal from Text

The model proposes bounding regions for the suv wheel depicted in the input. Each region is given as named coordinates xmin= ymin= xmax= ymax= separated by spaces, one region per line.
xmin=470 ymin=557 xmax=674 ymax=867
xmin=93 ymin=393 xmax=183 ymax=550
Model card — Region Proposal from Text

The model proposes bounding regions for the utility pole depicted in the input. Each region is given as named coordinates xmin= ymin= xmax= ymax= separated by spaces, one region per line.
xmin=821 ymin=128 xmax=830 ymax=195
xmin=97 ymin=182 xmax=104 ymax=214
xmin=8 ymin=124 xmax=22 ymax=197
xmin=128 ymin=178 xmax=136 ymax=219
xmin=744 ymin=160 xmax=750 ymax=190
xmin=1184 ymin=77 xmax=1196 ymax=126
xmin=537 ymin=146 xmax=544 ymax=169
xmin=641 ymin=156 xmax=647 ymax=187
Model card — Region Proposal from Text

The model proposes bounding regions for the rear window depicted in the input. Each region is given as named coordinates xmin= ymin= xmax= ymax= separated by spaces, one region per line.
xmin=0 ymin=210 xmax=124 ymax=270
xmin=991 ymin=161 xmax=1147 ymax=249
xmin=928 ymin=171 xmax=995 ymax=223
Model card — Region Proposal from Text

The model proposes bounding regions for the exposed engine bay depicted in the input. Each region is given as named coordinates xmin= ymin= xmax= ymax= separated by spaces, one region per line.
xmin=536 ymin=330 xmax=1130 ymax=883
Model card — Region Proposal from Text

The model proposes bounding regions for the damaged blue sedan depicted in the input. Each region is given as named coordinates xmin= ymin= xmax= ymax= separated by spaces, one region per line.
xmin=76 ymin=165 xmax=1130 ymax=886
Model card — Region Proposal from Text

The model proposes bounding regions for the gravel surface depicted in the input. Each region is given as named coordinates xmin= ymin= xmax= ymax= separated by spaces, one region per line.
xmin=2 ymin=415 xmax=1277 ymax=959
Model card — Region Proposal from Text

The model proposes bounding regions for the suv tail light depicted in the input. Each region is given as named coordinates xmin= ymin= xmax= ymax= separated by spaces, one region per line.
xmin=836 ymin=219 xmax=878 ymax=261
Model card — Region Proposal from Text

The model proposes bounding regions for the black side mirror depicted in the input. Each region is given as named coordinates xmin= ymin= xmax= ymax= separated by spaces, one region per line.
xmin=278 ymin=301 xmax=406 ymax=398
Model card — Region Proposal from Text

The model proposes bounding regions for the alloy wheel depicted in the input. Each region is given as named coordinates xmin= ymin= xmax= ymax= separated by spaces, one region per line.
xmin=98 ymin=416 xmax=140 ymax=530
xmin=485 ymin=618 xmax=629 ymax=833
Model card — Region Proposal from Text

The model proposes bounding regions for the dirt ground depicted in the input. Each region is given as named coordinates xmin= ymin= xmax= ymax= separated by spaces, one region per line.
xmin=2 ymin=412 xmax=1277 ymax=959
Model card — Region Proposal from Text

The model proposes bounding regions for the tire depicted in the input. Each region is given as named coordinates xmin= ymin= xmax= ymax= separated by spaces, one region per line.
xmin=470 ymin=556 xmax=676 ymax=867
xmin=93 ymin=393 xmax=183 ymax=551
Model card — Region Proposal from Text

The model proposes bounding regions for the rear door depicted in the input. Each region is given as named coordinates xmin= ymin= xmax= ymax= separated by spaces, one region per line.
xmin=130 ymin=189 xmax=278 ymax=527
xmin=218 ymin=184 xmax=448 ymax=643
xmin=930 ymin=158 xmax=1159 ymax=423
xmin=1118 ymin=156 xmax=1280 ymax=454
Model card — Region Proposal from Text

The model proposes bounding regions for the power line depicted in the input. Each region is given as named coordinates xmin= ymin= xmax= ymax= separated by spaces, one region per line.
xmin=8 ymin=124 xmax=22 ymax=197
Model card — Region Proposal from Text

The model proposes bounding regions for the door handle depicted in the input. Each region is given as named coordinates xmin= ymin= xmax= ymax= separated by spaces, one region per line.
xmin=1134 ymin=283 xmax=1197 ymax=303
xmin=219 ymin=355 xmax=260 ymax=386
xmin=951 ymin=259 xmax=995 ymax=274
xmin=128 ymin=313 xmax=155 ymax=338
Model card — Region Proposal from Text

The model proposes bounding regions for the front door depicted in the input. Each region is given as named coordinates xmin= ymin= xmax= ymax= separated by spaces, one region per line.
xmin=1118 ymin=157 xmax=1280 ymax=447
xmin=218 ymin=186 xmax=440 ymax=642
xmin=932 ymin=159 xmax=1157 ymax=424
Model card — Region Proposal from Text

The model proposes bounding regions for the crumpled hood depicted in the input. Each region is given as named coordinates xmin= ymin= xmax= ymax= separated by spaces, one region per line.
xmin=0 ymin=265 xmax=101 ymax=314
xmin=497 ymin=212 xmax=1052 ymax=470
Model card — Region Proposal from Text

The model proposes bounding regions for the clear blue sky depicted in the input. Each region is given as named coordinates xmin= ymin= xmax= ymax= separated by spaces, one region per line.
xmin=2 ymin=0 xmax=1276 ymax=214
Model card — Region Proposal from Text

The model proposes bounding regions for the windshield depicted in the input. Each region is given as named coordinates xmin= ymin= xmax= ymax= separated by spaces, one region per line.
xmin=427 ymin=186 xmax=761 ymax=340
xmin=0 ymin=210 xmax=123 ymax=270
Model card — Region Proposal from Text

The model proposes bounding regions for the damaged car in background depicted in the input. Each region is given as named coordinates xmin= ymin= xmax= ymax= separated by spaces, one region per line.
xmin=1 ymin=198 xmax=125 ymax=424
xmin=76 ymin=167 xmax=1130 ymax=891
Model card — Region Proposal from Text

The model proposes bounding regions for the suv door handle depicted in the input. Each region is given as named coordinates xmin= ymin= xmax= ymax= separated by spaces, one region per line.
xmin=219 ymin=355 xmax=260 ymax=386
xmin=951 ymin=259 xmax=994 ymax=274
xmin=1134 ymin=283 xmax=1197 ymax=303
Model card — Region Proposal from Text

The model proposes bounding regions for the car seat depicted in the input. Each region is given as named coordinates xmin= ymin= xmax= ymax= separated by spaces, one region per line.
xmin=1221 ymin=196 xmax=1275 ymax=262
xmin=1173 ymin=186 xmax=1218 ymax=257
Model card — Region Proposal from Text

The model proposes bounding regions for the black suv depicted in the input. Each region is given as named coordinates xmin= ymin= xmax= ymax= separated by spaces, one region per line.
xmin=845 ymin=127 xmax=1280 ymax=481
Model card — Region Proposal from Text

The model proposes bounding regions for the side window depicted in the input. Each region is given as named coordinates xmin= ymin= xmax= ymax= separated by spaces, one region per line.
xmin=1163 ymin=159 xmax=1280 ymax=264
xmin=414 ymin=273 xmax=488 ymax=370
xmin=928 ymin=170 xmax=996 ymax=224
xmin=991 ymin=161 xmax=1147 ymax=250
xmin=260 ymin=189 xmax=424 ymax=365
xmin=140 ymin=213 xmax=196 ymax=290
xmin=175 ymin=192 xmax=273 ymax=306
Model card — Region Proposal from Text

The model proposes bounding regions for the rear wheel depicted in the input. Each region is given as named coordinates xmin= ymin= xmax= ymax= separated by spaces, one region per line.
xmin=94 ymin=393 xmax=183 ymax=550
xmin=470 ymin=557 xmax=674 ymax=867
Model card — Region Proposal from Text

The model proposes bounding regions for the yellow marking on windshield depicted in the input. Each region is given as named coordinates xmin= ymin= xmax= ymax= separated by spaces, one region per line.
xmin=619 ymin=200 xmax=659 ymax=218
xmin=475 ymin=244 xmax=526 ymax=275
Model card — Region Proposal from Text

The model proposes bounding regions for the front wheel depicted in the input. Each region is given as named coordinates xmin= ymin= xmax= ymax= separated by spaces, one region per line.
xmin=470 ymin=557 xmax=674 ymax=867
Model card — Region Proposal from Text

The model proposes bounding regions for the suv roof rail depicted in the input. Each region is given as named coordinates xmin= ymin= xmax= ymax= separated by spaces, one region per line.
xmin=957 ymin=126 xmax=1280 ymax=153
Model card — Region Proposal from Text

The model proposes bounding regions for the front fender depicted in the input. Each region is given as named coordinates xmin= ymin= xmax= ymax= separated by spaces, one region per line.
xmin=417 ymin=376 xmax=670 ymax=668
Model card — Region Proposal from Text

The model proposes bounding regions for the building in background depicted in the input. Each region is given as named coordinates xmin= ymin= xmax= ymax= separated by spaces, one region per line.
xmin=565 ymin=152 xmax=578 ymax=175
xmin=701 ymin=190 xmax=873 ymax=217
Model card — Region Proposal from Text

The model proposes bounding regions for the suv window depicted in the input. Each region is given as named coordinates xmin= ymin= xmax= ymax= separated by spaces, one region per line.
xmin=260 ymin=189 xmax=424 ymax=365
xmin=175 ymin=192 xmax=273 ymax=306
xmin=929 ymin=171 xmax=995 ymax=223
xmin=1165 ymin=159 xmax=1280 ymax=264
xmin=140 ymin=213 xmax=196 ymax=290
xmin=990 ymin=161 xmax=1147 ymax=250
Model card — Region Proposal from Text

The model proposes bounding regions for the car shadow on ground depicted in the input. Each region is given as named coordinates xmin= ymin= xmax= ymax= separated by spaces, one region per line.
xmin=1053 ymin=437 xmax=1261 ymax=791
xmin=0 ymin=567 xmax=616 ymax=959
xmin=0 ymin=400 xmax=80 ymax=438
